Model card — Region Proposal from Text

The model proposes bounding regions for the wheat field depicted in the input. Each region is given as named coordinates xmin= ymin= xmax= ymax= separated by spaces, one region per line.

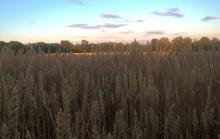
xmin=0 ymin=49 xmax=220 ymax=139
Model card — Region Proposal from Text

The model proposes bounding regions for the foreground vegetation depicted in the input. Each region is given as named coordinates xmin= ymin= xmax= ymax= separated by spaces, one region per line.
xmin=0 ymin=46 xmax=220 ymax=139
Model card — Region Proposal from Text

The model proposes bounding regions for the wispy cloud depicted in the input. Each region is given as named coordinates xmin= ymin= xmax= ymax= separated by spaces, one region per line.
xmin=68 ymin=23 xmax=127 ymax=29
xmin=153 ymin=8 xmax=184 ymax=18
xmin=101 ymin=14 xmax=122 ymax=19
xmin=120 ymin=31 xmax=135 ymax=34
xmin=201 ymin=16 xmax=220 ymax=22
xmin=104 ymin=23 xmax=127 ymax=28
xmin=136 ymin=19 xmax=145 ymax=22
xmin=68 ymin=24 xmax=92 ymax=28
xmin=146 ymin=30 xmax=165 ymax=35
xmin=171 ymin=32 xmax=186 ymax=36
xmin=126 ymin=19 xmax=146 ymax=23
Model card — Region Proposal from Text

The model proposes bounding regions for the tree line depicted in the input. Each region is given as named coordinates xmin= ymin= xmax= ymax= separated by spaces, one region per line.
xmin=1 ymin=36 xmax=220 ymax=53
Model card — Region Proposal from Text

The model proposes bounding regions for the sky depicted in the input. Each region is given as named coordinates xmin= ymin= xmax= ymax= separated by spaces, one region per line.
xmin=0 ymin=0 xmax=220 ymax=43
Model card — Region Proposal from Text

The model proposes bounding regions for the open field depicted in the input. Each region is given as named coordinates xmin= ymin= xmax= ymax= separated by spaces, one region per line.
xmin=1 ymin=0 xmax=220 ymax=138
xmin=0 ymin=49 xmax=220 ymax=139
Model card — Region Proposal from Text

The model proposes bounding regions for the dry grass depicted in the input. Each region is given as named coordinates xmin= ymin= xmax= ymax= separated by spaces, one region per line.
xmin=0 ymin=49 xmax=220 ymax=139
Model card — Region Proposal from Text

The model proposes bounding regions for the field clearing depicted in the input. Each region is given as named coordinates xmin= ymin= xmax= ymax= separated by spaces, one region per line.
xmin=49 ymin=51 xmax=170 ymax=57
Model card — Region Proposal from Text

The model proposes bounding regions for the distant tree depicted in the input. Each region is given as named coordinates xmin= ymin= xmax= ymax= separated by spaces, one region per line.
xmin=197 ymin=37 xmax=210 ymax=51
xmin=183 ymin=37 xmax=193 ymax=50
xmin=81 ymin=40 xmax=90 ymax=52
xmin=7 ymin=41 xmax=25 ymax=53
xmin=89 ymin=43 xmax=96 ymax=52
xmin=172 ymin=37 xmax=193 ymax=51
xmin=151 ymin=39 xmax=159 ymax=51
xmin=0 ymin=41 xmax=7 ymax=51
xmin=0 ymin=41 xmax=6 ymax=47
xmin=49 ymin=43 xmax=60 ymax=53
xmin=72 ymin=43 xmax=82 ymax=53
xmin=157 ymin=37 xmax=171 ymax=51
xmin=172 ymin=37 xmax=184 ymax=52
xmin=132 ymin=38 xmax=140 ymax=46
xmin=60 ymin=40 xmax=73 ymax=52
xmin=81 ymin=40 xmax=89 ymax=46
xmin=210 ymin=38 xmax=220 ymax=51
xmin=113 ymin=42 xmax=126 ymax=52
xmin=31 ymin=42 xmax=59 ymax=53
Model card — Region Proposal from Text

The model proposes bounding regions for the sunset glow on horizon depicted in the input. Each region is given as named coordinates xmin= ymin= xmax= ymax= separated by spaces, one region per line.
xmin=0 ymin=0 xmax=220 ymax=43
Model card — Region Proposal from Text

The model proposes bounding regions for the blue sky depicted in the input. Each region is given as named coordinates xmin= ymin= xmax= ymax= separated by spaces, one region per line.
xmin=0 ymin=0 xmax=220 ymax=43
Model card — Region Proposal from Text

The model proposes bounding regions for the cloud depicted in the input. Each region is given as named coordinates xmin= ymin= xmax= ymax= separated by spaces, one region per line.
xmin=136 ymin=19 xmax=145 ymax=22
xmin=68 ymin=24 xmax=93 ymax=28
xmin=126 ymin=19 xmax=146 ymax=23
xmin=68 ymin=23 xmax=127 ymax=29
xmin=146 ymin=30 xmax=165 ymax=35
xmin=101 ymin=14 xmax=122 ymax=19
xmin=201 ymin=16 xmax=220 ymax=22
xmin=103 ymin=23 xmax=127 ymax=28
xmin=120 ymin=31 xmax=135 ymax=34
xmin=171 ymin=32 xmax=186 ymax=36
xmin=153 ymin=8 xmax=184 ymax=18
